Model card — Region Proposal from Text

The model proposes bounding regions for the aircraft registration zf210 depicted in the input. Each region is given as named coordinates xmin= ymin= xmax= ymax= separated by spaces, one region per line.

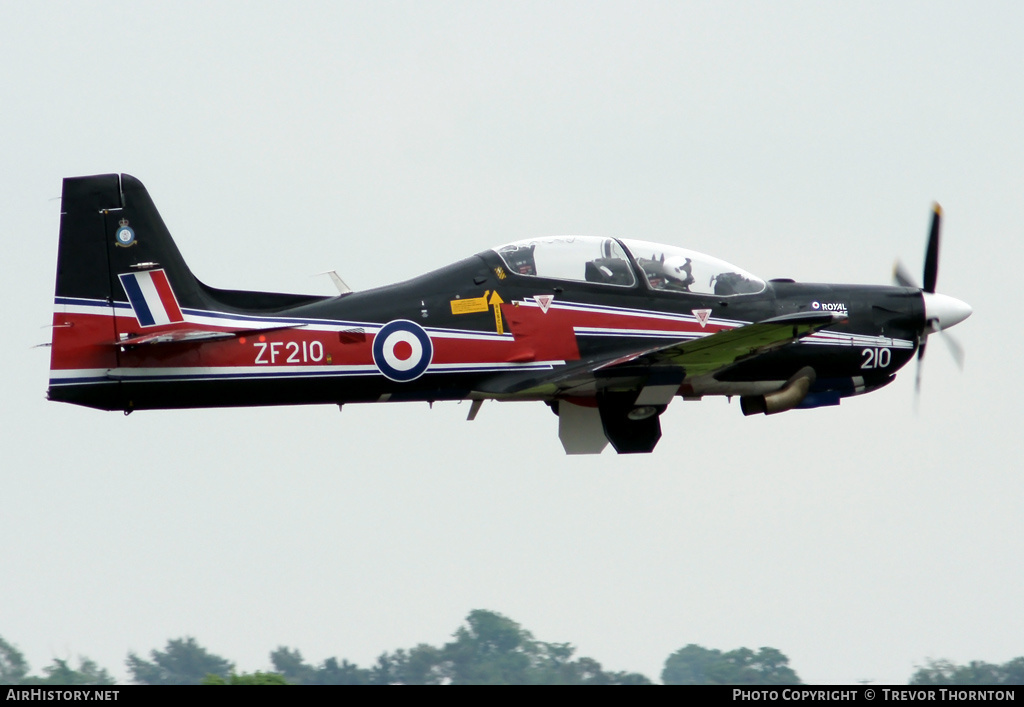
xmin=48 ymin=174 xmax=972 ymax=454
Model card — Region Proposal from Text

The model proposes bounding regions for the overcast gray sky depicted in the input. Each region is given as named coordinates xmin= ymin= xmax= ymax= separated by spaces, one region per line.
xmin=2 ymin=1 xmax=1021 ymax=685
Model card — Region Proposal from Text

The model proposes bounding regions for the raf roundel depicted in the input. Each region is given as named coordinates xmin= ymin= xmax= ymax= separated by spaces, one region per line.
xmin=372 ymin=320 xmax=433 ymax=382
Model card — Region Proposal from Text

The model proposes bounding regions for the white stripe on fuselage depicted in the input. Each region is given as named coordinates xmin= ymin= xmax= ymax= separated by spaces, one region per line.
xmin=518 ymin=298 xmax=747 ymax=328
xmin=52 ymin=359 xmax=565 ymax=384
xmin=53 ymin=298 xmax=513 ymax=342
xmin=55 ymin=296 xmax=914 ymax=355
xmin=804 ymin=331 xmax=914 ymax=349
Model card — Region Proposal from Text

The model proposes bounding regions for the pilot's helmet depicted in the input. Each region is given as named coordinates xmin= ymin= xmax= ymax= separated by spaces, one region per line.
xmin=664 ymin=255 xmax=693 ymax=276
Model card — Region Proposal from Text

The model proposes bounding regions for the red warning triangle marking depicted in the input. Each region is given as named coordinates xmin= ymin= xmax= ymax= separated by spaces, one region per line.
xmin=692 ymin=308 xmax=712 ymax=328
xmin=535 ymin=294 xmax=554 ymax=314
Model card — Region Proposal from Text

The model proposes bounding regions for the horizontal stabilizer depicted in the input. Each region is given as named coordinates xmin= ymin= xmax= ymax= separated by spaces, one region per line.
xmin=112 ymin=323 xmax=306 ymax=347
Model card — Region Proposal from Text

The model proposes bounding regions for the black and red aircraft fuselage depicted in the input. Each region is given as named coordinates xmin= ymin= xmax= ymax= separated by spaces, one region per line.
xmin=48 ymin=174 xmax=971 ymax=453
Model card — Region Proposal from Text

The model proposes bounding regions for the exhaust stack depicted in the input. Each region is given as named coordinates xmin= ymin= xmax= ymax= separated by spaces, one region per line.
xmin=741 ymin=366 xmax=816 ymax=416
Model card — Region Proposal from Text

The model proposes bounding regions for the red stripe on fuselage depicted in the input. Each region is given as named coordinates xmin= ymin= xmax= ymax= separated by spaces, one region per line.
xmin=51 ymin=301 xmax=736 ymax=375
xmin=505 ymin=302 xmax=731 ymax=347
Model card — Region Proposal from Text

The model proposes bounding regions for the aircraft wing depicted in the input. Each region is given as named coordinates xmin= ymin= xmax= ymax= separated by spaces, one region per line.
xmin=481 ymin=310 xmax=845 ymax=397
xmin=602 ymin=310 xmax=846 ymax=377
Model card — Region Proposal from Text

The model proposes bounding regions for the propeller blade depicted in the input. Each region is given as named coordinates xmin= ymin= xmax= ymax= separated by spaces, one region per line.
xmin=939 ymin=329 xmax=965 ymax=370
xmin=922 ymin=203 xmax=941 ymax=293
xmin=893 ymin=260 xmax=919 ymax=289
xmin=896 ymin=203 xmax=967 ymax=406
xmin=914 ymin=337 xmax=927 ymax=398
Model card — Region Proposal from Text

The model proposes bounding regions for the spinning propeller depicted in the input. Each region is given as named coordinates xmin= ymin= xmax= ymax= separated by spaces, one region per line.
xmin=892 ymin=204 xmax=972 ymax=397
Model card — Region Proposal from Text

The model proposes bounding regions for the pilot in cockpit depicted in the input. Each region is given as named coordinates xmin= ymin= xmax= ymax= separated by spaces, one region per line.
xmin=639 ymin=253 xmax=695 ymax=292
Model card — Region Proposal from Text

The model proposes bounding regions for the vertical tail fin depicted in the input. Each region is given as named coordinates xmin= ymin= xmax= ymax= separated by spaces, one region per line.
xmin=49 ymin=173 xmax=329 ymax=410
xmin=54 ymin=174 xmax=204 ymax=307
xmin=49 ymin=173 xmax=204 ymax=408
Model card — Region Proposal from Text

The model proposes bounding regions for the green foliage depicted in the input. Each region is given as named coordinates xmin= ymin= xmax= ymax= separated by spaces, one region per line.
xmin=269 ymin=647 xmax=316 ymax=684
xmin=317 ymin=657 xmax=373 ymax=685
xmin=19 ymin=658 xmax=115 ymax=686
xmin=1006 ymin=658 xmax=1024 ymax=685
xmin=0 ymin=637 xmax=29 ymax=685
xmin=412 ymin=609 xmax=650 ymax=685
xmin=910 ymin=657 xmax=1024 ymax=685
xmin=268 ymin=610 xmax=651 ymax=685
xmin=202 ymin=671 xmax=289 ymax=685
xmin=374 ymin=645 xmax=447 ymax=685
xmin=271 ymin=646 xmax=376 ymax=685
xmin=126 ymin=636 xmax=233 ymax=685
xmin=11 ymin=623 xmax=1024 ymax=686
xmin=442 ymin=609 xmax=534 ymax=684
xmin=0 ymin=636 xmax=115 ymax=686
xmin=662 ymin=644 xmax=801 ymax=685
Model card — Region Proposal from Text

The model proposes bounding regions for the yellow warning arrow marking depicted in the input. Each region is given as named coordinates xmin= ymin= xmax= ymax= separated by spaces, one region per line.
xmin=489 ymin=291 xmax=505 ymax=334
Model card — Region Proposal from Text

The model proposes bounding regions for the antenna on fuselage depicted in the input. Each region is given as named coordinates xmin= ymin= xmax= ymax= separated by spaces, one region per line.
xmin=318 ymin=270 xmax=353 ymax=295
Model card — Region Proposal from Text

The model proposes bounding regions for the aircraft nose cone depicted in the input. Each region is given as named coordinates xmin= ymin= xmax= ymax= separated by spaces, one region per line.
xmin=922 ymin=292 xmax=973 ymax=332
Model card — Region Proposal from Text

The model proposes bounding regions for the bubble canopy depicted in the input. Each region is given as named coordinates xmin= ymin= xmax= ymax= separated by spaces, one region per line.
xmin=494 ymin=236 xmax=765 ymax=296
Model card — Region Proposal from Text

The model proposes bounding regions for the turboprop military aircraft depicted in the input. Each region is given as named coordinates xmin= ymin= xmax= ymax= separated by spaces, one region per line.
xmin=48 ymin=174 xmax=971 ymax=454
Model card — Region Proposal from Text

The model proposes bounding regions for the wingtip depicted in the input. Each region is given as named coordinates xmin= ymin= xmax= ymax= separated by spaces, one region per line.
xmin=933 ymin=202 xmax=943 ymax=217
